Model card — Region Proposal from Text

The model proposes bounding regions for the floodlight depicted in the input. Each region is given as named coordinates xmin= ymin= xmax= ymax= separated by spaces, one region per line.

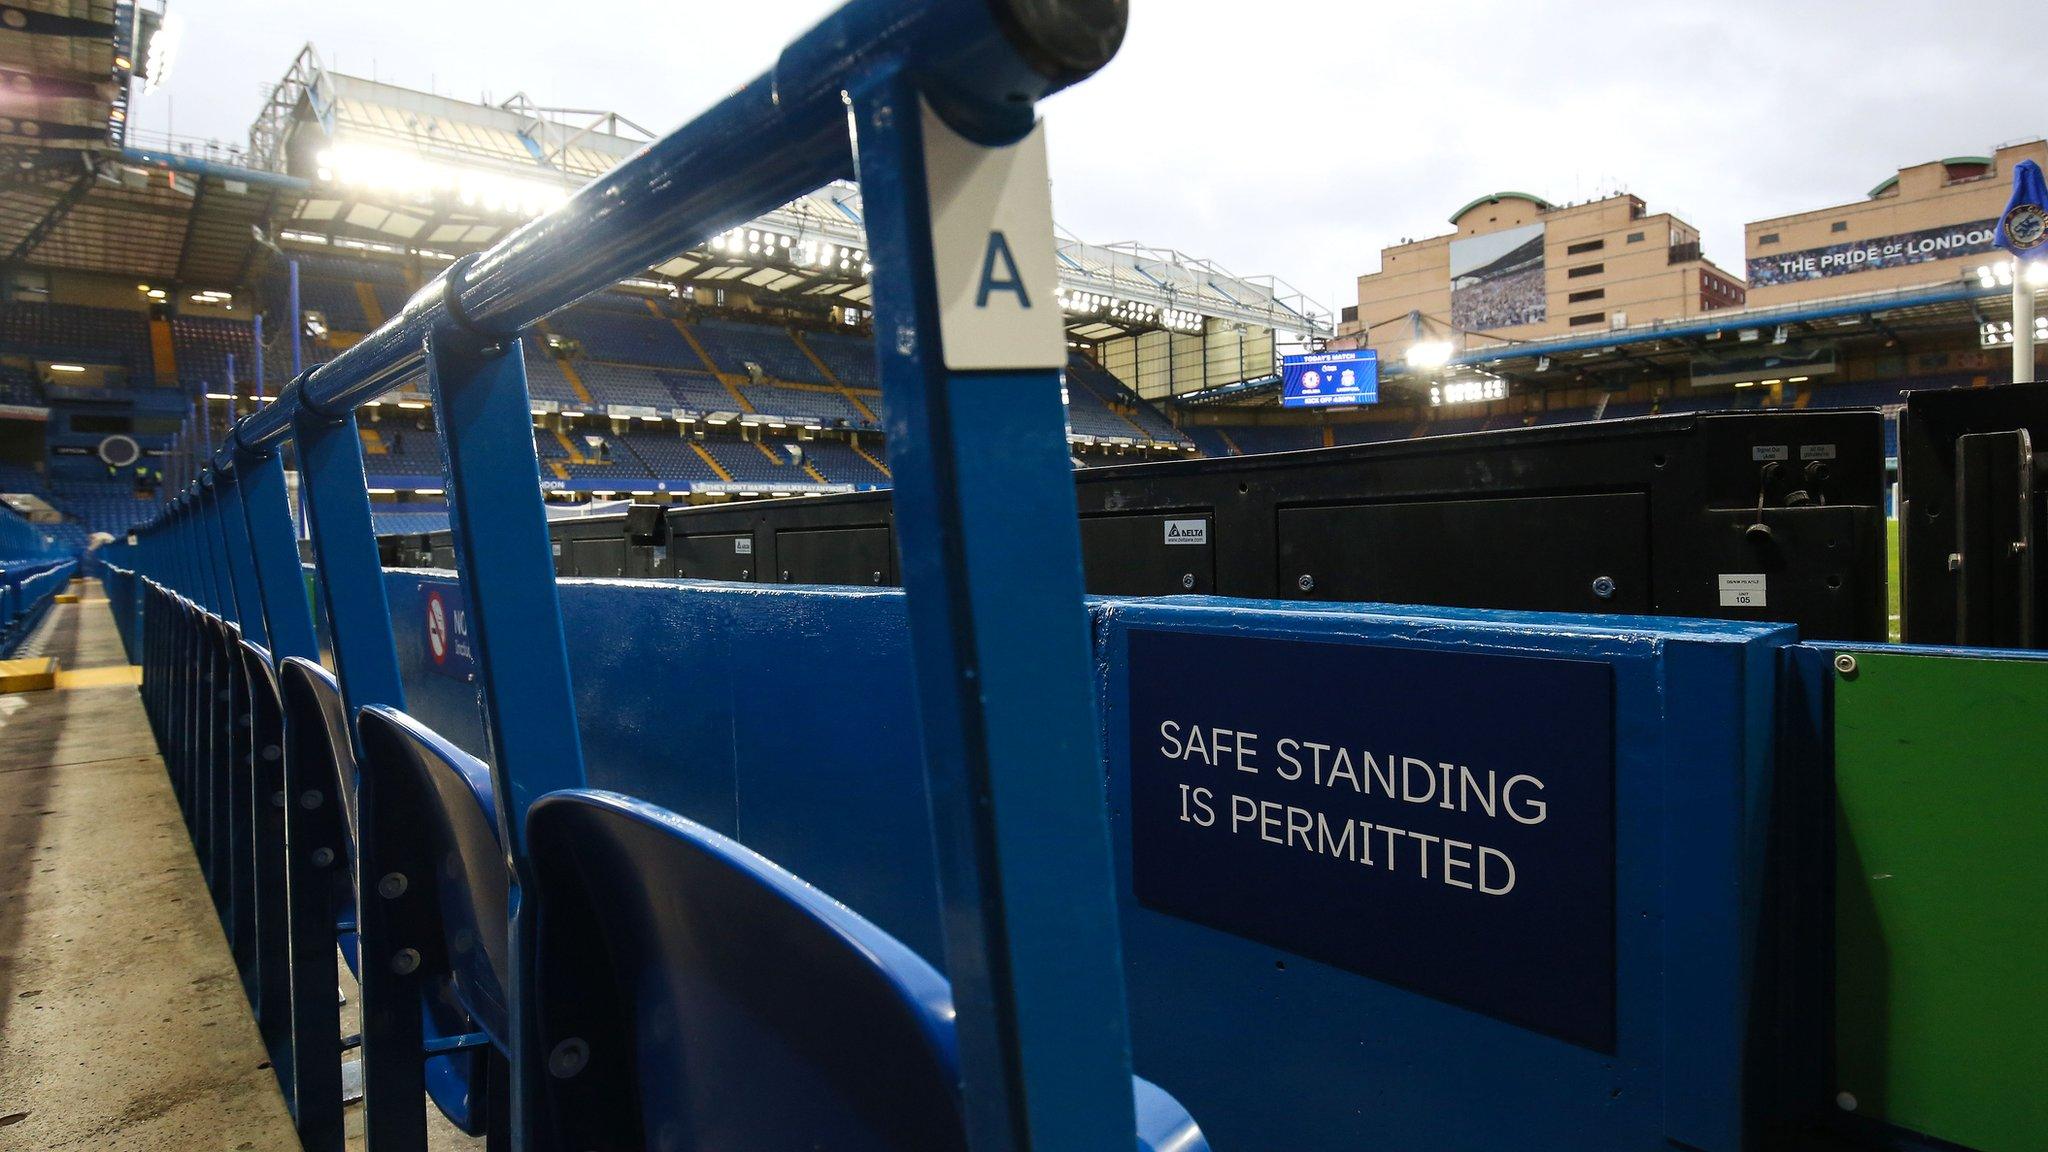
xmin=1407 ymin=340 xmax=1454 ymax=369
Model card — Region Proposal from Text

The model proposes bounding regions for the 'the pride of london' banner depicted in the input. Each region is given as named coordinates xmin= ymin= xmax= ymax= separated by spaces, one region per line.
xmin=1747 ymin=219 xmax=2000 ymax=286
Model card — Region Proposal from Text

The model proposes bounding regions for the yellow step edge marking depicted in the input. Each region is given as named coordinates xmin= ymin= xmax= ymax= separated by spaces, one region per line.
xmin=0 ymin=657 xmax=59 ymax=693
xmin=552 ymin=428 xmax=586 ymax=465
xmin=691 ymin=441 xmax=733 ymax=482
xmin=851 ymin=441 xmax=892 ymax=480
xmin=355 ymin=281 xmax=387 ymax=329
xmin=1217 ymin=428 xmax=1243 ymax=456
xmin=790 ymin=330 xmax=879 ymax=423
xmin=55 ymin=665 xmax=141 ymax=690
xmin=534 ymin=321 xmax=596 ymax=406
xmin=803 ymin=463 xmax=830 ymax=485
xmin=754 ymin=441 xmax=785 ymax=466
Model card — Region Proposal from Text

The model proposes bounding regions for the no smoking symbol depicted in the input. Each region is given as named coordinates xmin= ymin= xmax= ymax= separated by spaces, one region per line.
xmin=427 ymin=593 xmax=448 ymax=664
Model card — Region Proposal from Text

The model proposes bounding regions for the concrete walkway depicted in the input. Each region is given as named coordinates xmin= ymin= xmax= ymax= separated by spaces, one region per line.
xmin=0 ymin=584 xmax=480 ymax=1150
xmin=0 ymin=583 xmax=298 ymax=1150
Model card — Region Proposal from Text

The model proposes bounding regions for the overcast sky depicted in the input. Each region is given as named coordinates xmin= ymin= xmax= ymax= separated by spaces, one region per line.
xmin=135 ymin=0 xmax=2043 ymax=323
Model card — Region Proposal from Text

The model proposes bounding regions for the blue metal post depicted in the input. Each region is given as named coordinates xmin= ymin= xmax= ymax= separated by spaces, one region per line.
xmin=848 ymin=65 xmax=1136 ymax=1151
xmin=238 ymin=449 xmax=317 ymax=663
xmin=422 ymin=313 xmax=586 ymax=1143
xmin=291 ymin=398 xmax=425 ymax=1149
xmin=216 ymin=468 xmax=269 ymax=650
xmin=289 ymin=258 xmax=303 ymax=379
xmin=252 ymin=315 xmax=266 ymax=403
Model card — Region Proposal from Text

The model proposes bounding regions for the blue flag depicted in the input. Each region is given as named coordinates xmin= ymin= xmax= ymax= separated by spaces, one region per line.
xmin=1993 ymin=158 xmax=2048 ymax=257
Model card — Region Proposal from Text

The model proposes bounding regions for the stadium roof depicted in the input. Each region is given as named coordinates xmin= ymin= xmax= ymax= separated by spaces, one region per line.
xmin=240 ymin=46 xmax=1330 ymax=340
xmin=1449 ymin=191 xmax=1554 ymax=226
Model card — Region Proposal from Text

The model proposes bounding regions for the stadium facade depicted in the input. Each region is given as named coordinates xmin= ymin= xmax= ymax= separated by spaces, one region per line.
xmin=1336 ymin=192 xmax=1746 ymax=363
xmin=1746 ymin=140 xmax=2048 ymax=307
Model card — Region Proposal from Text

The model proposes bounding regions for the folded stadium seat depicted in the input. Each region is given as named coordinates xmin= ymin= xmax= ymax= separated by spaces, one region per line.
xmin=524 ymin=789 xmax=1209 ymax=1152
xmin=275 ymin=659 xmax=499 ymax=1139
xmin=234 ymin=640 xmax=298 ymax=1090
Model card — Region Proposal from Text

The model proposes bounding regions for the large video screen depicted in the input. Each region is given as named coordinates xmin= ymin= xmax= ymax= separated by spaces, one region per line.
xmin=1281 ymin=349 xmax=1379 ymax=408
xmin=1450 ymin=222 xmax=1547 ymax=330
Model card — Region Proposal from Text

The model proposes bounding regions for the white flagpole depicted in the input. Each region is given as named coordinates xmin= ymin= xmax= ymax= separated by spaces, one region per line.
xmin=2018 ymin=261 xmax=2037 ymax=384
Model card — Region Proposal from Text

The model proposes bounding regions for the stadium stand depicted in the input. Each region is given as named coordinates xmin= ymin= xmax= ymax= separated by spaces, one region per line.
xmin=45 ymin=478 xmax=150 ymax=536
xmin=371 ymin=504 xmax=451 ymax=536
xmin=662 ymin=369 xmax=741 ymax=414
xmin=171 ymin=315 xmax=254 ymax=390
xmin=0 ymin=303 xmax=154 ymax=384
xmin=573 ymin=362 xmax=683 ymax=410
xmin=547 ymin=299 xmax=697 ymax=366
xmin=1066 ymin=354 xmax=1187 ymax=445
xmin=523 ymin=350 xmax=587 ymax=408
xmin=1222 ymin=424 xmax=1322 ymax=455
xmin=688 ymin=317 xmax=826 ymax=383
xmin=613 ymin=431 xmax=723 ymax=486
xmin=0 ymin=364 xmax=44 ymax=407
xmin=699 ymin=437 xmax=797 ymax=486
xmin=801 ymin=328 xmax=880 ymax=389
xmin=739 ymin=382 xmax=866 ymax=426
xmin=799 ymin=440 xmax=890 ymax=487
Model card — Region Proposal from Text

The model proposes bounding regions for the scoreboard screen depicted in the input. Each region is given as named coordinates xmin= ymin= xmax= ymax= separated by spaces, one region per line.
xmin=1282 ymin=349 xmax=1378 ymax=408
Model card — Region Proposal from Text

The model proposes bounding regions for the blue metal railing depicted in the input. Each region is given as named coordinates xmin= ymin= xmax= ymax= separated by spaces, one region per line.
xmin=129 ymin=2 xmax=1141 ymax=1150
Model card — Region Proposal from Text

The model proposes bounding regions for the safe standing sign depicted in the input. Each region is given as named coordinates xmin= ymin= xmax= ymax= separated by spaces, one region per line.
xmin=1125 ymin=629 xmax=1617 ymax=1050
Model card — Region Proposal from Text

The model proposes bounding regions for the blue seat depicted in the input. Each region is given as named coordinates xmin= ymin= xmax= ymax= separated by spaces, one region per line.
xmin=276 ymin=664 xmax=497 ymax=1137
xmin=524 ymin=789 xmax=1209 ymax=1152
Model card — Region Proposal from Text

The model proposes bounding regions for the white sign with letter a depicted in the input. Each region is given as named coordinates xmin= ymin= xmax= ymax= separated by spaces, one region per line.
xmin=921 ymin=99 xmax=1065 ymax=372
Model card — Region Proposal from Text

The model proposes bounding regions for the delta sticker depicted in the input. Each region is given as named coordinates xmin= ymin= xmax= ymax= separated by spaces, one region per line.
xmin=1164 ymin=519 xmax=1209 ymax=546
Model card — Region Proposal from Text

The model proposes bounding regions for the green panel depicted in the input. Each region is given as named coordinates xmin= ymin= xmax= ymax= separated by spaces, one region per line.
xmin=1833 ymin=649 xmax=2048 ymax=1152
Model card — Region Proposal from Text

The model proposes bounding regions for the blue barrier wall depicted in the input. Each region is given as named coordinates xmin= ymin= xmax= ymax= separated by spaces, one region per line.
xmin=379 ymin=571 xmax=1799 ymax=1151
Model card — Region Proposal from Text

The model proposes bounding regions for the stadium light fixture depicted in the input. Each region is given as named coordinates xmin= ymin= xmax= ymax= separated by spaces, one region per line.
xmin=2027 ymin=260 xmax=2048 ymax=289
xmin=141 ymin=13 xmax=180 ymax=94
xmin=1406 ymin=340 xmax=1455 ymax=370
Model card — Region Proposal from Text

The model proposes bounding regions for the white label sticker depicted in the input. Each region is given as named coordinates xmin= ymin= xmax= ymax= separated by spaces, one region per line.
xmin=1752 ymin=445 xmax=1790 ymax=462
xmin=1163 ymin=519 xmax=1209 ymax=546
xmin=1800 ymin=444 xmax=1837 ymax=461
xmin=1719 ymin=573 xmax=1767 ymax=607
xmin=734 ymin=538 xmax=754 ymax=556
xmin=551 ymin=543 xmax=561 ymax=557
xmin=921 ymin=99 xmax=1065 ymax=372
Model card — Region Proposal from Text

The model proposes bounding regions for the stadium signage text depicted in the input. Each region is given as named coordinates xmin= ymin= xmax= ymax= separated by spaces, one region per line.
xmin=1126 ymin=629 xmax=1616 ymax=1049
xmin=1747 ymin=218 xmax=2000 ymax=284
